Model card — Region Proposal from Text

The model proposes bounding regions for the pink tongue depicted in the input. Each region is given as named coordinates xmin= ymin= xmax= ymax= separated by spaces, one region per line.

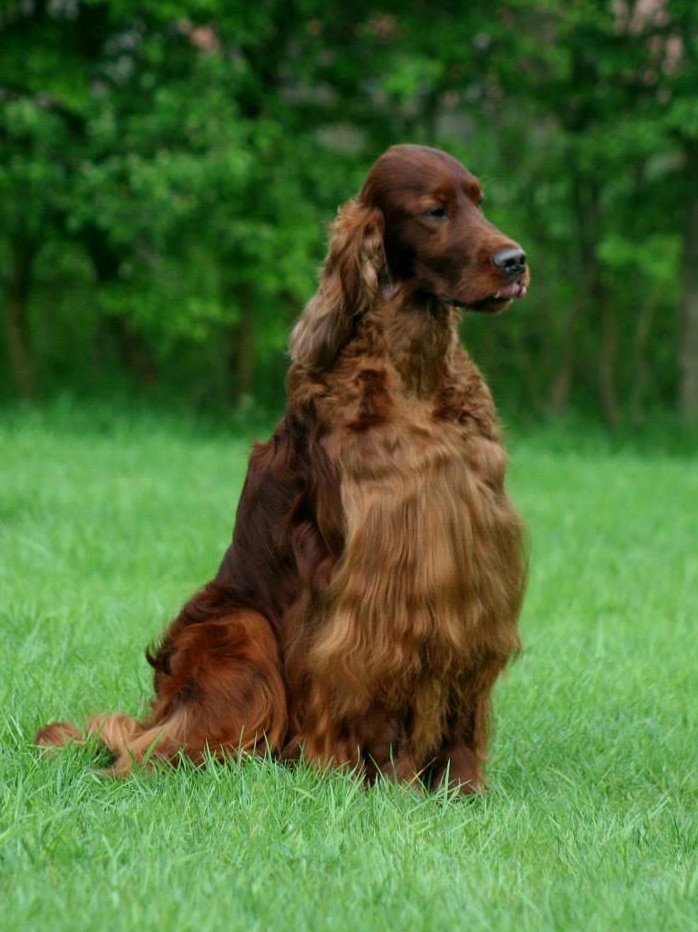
xmin=495 ymin=282 xmax=527 ymax=300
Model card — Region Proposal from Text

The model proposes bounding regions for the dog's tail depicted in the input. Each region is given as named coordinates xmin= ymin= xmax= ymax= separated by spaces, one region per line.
xmin=35 ymin=609 xmax=288 ymax=776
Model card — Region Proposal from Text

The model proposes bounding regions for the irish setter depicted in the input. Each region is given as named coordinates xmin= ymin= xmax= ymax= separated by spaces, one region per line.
xmin=37 ymin=145 xmax=529 ymax=792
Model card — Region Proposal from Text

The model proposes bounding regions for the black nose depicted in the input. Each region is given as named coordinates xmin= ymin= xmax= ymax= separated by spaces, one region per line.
xmin=493 ymin=246 xmax=527 ymax=277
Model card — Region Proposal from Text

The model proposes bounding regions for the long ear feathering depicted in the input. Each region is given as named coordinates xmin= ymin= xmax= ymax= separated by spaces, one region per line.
xmin=290 ymin=199 xmax=385 ymax=371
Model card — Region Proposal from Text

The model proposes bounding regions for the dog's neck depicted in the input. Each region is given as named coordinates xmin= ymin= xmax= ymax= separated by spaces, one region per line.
xmin=377 ymin=291 xmax=458 ymax=398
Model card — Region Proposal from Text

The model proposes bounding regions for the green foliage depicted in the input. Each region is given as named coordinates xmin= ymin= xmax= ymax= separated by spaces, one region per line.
xmin=1 ymin=0 xmax=698 ymax=420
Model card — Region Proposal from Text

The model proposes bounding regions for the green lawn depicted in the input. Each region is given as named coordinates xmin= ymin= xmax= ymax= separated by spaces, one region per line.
xmin=1 ymin=403 xmax=696 ymax=931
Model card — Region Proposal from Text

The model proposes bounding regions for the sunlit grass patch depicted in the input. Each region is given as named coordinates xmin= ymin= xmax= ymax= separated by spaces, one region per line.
xmin=1 ymin=405 xmax=696 ymax=930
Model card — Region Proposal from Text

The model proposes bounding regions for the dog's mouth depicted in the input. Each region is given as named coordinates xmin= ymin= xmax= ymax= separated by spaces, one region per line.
xmin=466 ymin=279 xmax=528 ymax=313
xmin=426 ymin=278 xmax=529 ymax=313
xmin=492 ymin=281 xmax=528 ymax=302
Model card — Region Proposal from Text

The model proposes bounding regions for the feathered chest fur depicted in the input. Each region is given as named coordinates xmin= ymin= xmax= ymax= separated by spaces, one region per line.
xmin=289 ymin=303 xmax=525 ymax=749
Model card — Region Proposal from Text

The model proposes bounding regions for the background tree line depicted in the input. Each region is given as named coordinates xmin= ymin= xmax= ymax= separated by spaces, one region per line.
xmin=1 ymin=0 xmax=698 ymax=426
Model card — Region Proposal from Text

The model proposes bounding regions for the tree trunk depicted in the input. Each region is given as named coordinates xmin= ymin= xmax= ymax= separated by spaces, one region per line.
xmin=6 ymin=238 xmax=38 ymax=399
xmin=559 ymin=164 xmax=621 ymax=427
xmin=85 ymin=229 xmax=158 ymax=388
xmin=678 ymin=141 xmax=698 ymax=420
xmin=549 ymin=300 xmax=579 ymax=415
xmin=599 ymin=297 xmax=622 ymax=430
xmin=229 ymin=309 xmax=255 ymax=406
xmin=104 ymin=317 xmax=159 ymax=388
xmin=630 ymin=284 xmax=661 ymax=427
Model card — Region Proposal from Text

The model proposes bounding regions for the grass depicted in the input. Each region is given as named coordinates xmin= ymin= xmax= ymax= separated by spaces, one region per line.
xmin=1 ymin=401 xmax=697 ymax=931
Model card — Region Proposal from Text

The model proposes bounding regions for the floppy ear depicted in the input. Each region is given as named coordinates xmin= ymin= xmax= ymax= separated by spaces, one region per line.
xmin=290 ymin=199 xmax=385 ymax=371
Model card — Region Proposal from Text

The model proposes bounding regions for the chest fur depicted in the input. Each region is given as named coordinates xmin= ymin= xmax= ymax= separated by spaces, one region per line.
xmin=309 ymin=362 xmax=524 ymax=701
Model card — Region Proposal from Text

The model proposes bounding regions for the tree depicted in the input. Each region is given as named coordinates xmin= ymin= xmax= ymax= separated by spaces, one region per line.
xmin=661 ymin=2 xmax=698 ymax=419
xmin=2 ymin=0 xmax=698 ymax=421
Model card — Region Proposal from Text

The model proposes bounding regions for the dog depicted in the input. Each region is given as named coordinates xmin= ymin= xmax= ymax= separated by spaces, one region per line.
xmin=37 ymin=144 xmax=529 ymax=792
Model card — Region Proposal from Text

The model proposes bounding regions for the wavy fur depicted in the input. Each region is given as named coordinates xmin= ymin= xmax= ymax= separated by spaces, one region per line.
xmin=290 ymin=199 xmax=385 ymax=370
xmin=37 ymin=145 xmax=529 ymax=793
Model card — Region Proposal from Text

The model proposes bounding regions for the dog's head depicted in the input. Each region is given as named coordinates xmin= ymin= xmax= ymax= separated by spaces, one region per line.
xmin=291 ymin=144 xmax=529 ymax=371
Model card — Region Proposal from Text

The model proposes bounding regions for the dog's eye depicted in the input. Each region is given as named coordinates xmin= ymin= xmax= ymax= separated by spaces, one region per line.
xmin=426 ymin=207 xmax=448 ymax=219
